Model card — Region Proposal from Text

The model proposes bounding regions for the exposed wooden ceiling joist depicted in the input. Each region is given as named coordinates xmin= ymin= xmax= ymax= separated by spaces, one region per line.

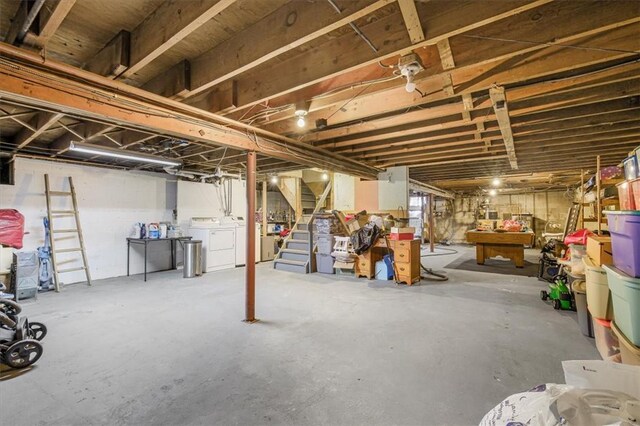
xmin=0 ymin=43 xmax=379 ymax=179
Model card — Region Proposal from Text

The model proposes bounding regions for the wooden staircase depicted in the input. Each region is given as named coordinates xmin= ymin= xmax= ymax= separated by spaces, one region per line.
xmin=273 ymin=181 xmax=331 ymax=274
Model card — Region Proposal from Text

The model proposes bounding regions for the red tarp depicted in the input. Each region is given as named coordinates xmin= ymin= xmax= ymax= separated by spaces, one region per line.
xmin=0 ymin=209 xmax=25 ymax=249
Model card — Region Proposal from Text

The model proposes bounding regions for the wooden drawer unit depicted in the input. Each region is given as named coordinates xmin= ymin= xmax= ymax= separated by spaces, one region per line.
xmin=390 ymin=239 xmax=421 ymax=285
xmin=355 ymin=254 xmax=375 ymax=279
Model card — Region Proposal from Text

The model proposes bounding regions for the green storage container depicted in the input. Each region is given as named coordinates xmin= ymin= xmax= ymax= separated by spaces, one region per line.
xmin=603 ymin=264 xmax=640 ymax=346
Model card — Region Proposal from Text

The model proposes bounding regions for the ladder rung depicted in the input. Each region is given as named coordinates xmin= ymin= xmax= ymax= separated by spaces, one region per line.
xmin=58 ymin=266 xmax=86 ymax=273
xmin=56 ymin=247 xmax=82 ymax=253
xmin=51 ymin=210 xmax=76 ymax=214
xmin=52 ymin=229 xmax=79 ymax=234
xmin=49 ymin=191 xmax=72 ymax=196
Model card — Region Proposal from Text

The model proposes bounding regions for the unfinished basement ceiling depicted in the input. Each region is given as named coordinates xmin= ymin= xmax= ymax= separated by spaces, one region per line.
xmin=0 ymin=0 xmax=638 ymax=192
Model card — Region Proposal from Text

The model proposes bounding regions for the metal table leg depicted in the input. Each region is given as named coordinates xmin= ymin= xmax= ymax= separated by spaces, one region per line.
xmin=144 ymin=240 xmax=148 ymax=282
xmin=171 ymin=239 xmax=176 ymax=270
xmin=127 ymin=239 xmax=130 ymax=276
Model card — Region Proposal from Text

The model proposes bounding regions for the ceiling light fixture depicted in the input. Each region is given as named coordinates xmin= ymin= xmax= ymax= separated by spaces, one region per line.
xmin=69 ymin=142 xmax=182 ymax=167
xmin=294 ymin=101 xmax=309 ymax=129
xmin=270 ymin=175 xmax=279 ymax=184
xmin=492 ymin=178 xmax=501 ymax=187
xmin=398 ymin=53 xmax=424 ymax=94
xmin=321 ymin=172 xmax=329 ymax=181
xmin=489 ymin=189 xmax=498 ymax=197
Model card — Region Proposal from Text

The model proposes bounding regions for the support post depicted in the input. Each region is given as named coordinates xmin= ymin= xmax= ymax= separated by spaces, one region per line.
xmin=429 ymin=194 xmax=435 ymax=253
xmin=580 ymin=169 xmax=585 ymax=229
xmin=245 ymin=151 xmax=257 ymax=322
xmin=596 ymin=155 xmax=601 ymax=235
xmin=262 ymin=180 xmax=268 ymax=237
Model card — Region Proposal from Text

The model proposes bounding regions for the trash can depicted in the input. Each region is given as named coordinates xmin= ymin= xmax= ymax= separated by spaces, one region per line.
xmin=573 ymin=280 xmax=593 ymax=338
xmin=183 ymin=240 xmax=202 ymax=278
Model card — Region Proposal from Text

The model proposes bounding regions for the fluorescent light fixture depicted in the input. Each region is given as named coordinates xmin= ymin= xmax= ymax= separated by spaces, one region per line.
xmin=69 ymin=142 xmax=182 ymax=167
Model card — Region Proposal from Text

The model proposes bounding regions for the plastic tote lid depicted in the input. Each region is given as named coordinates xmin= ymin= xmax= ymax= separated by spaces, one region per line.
xmin=604 ymin=210 xmax=640 ymax=216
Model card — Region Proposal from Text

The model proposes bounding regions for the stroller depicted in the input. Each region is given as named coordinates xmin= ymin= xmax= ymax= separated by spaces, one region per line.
xmin=0 ymin=286 xmax=47 ymax=369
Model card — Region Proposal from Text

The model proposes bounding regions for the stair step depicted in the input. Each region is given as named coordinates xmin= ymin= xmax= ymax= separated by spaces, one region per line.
xmin=281 ymin=248 xmax=307 ymax=255
xmin=274 ymin=258 xmax=307 ymax=266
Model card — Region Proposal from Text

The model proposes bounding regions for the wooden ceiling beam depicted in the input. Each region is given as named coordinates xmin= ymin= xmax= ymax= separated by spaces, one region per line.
xmin=489 ymin=86 xmax=518 ymax=169
xmin=306 ymin=61 xmax=640 ymax=144
xmin=118 ymin=0 xmax=237 ymax=79
xmin=216 ymin=0 xmax=551 ymax=110
xmin=160 ymin=0 xmax=394 ymax=100
xmin=258 ymin=3 xmax=640 ymax=134
xmin=0 ymin=44 xmax=379 ymax=178
xmin=23 ymin=0 xmax=76 ymax=49
xmin=12 ymin=112 xmax=64 ymax=151
xmin=397 ymin=0 xmax=425 ymax=44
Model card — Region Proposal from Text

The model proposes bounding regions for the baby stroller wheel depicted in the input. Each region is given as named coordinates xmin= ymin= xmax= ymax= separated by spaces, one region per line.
xmin=553 ymin=299 xmax=561 ymax=310
xmin=540 ymin=290 xmax=548 ymax=301
xmin=28 ymin=322 xmax=47 ymax=341
xmin=3 ymin=339 xmax=43 ymax=368
xmin=0 ymin=298 xmax=22 ymax=318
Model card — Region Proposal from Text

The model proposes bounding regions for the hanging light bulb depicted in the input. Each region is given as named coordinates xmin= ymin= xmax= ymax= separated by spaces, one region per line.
xmin=270 ymin=175 xmax=278 ymax=184
xmin=489 ymin=189 xmax=498 ymax=197
xmin=492 ymin=177 xmax=501 ymax=187
xmin=405 ymin=73 xmax=416 ymax=93
xmin=294 ymin=101 xmax=309 ymax=129
xmin=296 ymin=116 xmax=306 ymax=128
xmin=321 ymin=172 xmax=329 ymax=181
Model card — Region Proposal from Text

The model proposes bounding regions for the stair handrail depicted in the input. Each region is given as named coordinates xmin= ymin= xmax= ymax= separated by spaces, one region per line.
xmin=307 ymin=180 xmax=333 ymax=272
xmin=275 ymin=179 xmax=332 ymax=270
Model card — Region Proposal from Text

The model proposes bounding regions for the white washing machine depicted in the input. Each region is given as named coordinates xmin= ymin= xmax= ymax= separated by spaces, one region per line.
xmin=188 ymin=217 xmax=236 ymax=273
xmin=233 ymin=218 xmax=261 ymax=266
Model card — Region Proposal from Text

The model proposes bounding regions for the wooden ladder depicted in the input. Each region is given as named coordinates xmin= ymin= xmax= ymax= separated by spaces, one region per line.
xmin=44 ymin=174 xmax=92 ymax=291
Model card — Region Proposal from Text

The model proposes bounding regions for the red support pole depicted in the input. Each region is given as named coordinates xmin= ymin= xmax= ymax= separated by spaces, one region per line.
xmin=245 ymin=151 xmax=257 ymax=322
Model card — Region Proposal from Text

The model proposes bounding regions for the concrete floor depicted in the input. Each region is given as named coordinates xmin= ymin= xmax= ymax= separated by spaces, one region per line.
xmin=2 ymin=245 xmax=599 ymax=425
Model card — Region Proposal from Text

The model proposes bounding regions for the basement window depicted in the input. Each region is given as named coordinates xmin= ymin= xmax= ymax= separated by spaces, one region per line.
xmin=0 ymin=157 xmax=15 ymax=185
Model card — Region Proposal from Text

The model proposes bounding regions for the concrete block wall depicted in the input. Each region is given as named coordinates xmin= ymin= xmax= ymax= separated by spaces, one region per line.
xmin=0 ymin=157 xmax=177 ymax=284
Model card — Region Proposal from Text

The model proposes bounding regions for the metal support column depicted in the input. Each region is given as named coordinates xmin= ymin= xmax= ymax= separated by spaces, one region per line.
xmin=429 ymin=194 xmax=435 ymax=253
xmin=245 ymin=151 xmax=257 ymax=322
xmin=262 ymin=180 xmax=268 ymax=237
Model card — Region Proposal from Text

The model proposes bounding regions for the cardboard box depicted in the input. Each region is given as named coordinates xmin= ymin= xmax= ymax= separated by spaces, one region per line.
xmin=390 ymin=227 xmax=415 ymax=234
xmin=587 ymin=234 xmax=613 ymax=266
xmin=388 ymin=233 xmax=414 ymax=241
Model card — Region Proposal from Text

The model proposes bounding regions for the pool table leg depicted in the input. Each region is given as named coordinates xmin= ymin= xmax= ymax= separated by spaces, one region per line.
xmin=476 ymin=243 xmax=485 ymax=265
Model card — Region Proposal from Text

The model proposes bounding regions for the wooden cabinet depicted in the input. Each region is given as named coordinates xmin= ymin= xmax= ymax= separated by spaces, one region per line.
xmin=354 ymin=238 xmax=421 ymax=284
xmin=392 ymin=239 xmax=420 ymax=285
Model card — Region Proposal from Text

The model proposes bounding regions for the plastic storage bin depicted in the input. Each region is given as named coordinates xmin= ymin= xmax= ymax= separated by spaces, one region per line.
xmin=631 ymin=177 xmax=640 ymax=209
xmin=623 ymin=155 xmax=639 ymax=180
xmin=611 ymin=321 xmax=640 ymax=366
xmin=568 ymin=244 xmax=586 ymax=275
xmin=603 ymin=265 xmax=640 ymax=346
xmin=616 ymin=182 xmax=636 ymax=210
xmin=583 ymin=256 xmax=613 ymax=320
xmin=592 ymin=318 xmax=620 ymax=361
xmin=605 ymin=211 xmax=640 ymax=278
xmin=573 ymin=281 xmax=593 ymax=338
xmin=315 ymin=253 xmax=335 ymax=274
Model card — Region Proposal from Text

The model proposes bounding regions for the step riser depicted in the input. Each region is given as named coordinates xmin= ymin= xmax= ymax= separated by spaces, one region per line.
xmin=297 ymin=223 xmax=308 ymax=230
xmin=274 ymin=262 xmax=308 ymax=274
xmin=291 ymin=231 xmax=309 ymax=241
xmin=281 ymin=252 xmax=309 ymax=262
xmin=287 ymin=241 xmax=308 ymax=251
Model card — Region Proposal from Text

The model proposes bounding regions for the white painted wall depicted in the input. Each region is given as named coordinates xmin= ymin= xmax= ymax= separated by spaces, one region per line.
xmin=332 ymin=172 xmax=355 ymax=211
xmin=176 ymin=179 xmax=247 ymax=231
xmin=0 ymin=157 xmax=177 ymax=284
xmin=377 ymin=166 xmax=408 ymax=211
